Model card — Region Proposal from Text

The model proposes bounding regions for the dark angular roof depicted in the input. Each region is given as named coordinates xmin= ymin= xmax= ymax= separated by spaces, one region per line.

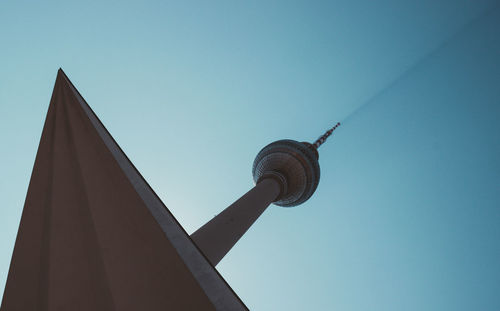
xmin=1 ymin=69 xmax=247 ymax=311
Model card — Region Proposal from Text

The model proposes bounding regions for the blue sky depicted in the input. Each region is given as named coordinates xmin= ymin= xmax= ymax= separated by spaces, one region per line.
xmin=1 ymin=1 xmax=499 ymax=310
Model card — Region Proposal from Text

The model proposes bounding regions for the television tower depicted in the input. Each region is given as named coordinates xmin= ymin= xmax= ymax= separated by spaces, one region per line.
xmin=191 ymin=123 xmax=341 ymax=266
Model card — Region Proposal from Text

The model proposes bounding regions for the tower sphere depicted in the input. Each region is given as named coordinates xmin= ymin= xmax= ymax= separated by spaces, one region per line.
xmin=252 ymin=140 xmax=320 ymax=207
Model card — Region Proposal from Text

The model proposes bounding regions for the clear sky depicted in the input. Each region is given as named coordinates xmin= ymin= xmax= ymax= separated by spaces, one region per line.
xmin=1 ymin=1 xmax=499 ymax=310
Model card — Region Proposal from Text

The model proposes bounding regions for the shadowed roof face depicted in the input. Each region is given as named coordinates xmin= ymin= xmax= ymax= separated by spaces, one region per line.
xmin=1 ymin=70 xmax=247 ymax=311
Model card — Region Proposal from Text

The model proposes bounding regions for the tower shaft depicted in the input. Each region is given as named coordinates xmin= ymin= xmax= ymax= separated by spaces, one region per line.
xmin=191 ymin=178 xmax=281 ymax=266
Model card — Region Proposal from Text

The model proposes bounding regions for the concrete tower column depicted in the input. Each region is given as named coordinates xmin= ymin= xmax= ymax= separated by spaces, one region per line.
xmin=191 ymin=178 xmax=281 ymax=266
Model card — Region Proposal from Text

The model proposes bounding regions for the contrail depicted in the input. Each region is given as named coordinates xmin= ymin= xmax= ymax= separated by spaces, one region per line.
xmin=339 ymin=3 xmax=498 ymax=127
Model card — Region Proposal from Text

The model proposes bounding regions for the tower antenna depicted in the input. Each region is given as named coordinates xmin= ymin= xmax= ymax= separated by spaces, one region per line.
xmin=313 ymin=122 xmax=341 ymax=149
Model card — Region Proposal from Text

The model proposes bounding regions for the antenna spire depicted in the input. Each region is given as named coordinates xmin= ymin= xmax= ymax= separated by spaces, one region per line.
xmin=313 ymin=122 xmax=341 ymax=149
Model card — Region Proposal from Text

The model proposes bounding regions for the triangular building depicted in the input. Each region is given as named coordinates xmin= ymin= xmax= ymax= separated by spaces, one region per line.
xmin=1 ymin=69 xmax=247 ymax=311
